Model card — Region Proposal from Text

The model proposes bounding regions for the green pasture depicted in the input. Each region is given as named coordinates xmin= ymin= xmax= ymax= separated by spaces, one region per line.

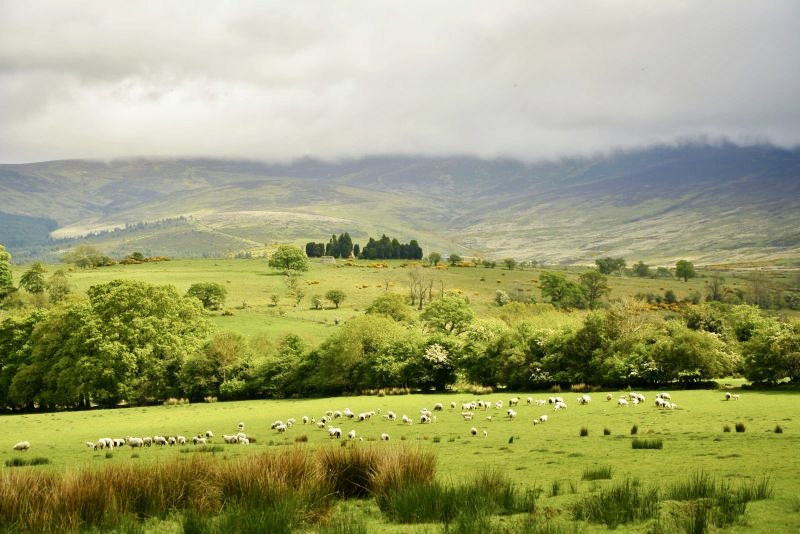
xmin=9 ymin=258 xmax=734 ymax=344
xmin=3 ymin=388 xmax=798 ymax=532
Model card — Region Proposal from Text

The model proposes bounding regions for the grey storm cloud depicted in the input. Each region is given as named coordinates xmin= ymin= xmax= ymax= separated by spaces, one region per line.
xmin=1 ymin=0 xmax=799 ymax=163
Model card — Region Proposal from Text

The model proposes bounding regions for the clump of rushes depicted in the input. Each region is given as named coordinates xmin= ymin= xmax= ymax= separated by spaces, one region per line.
xmin=579 ymin=427 xmax=589 ymax=437
xmin=630 ymin=424 xmax=638 ymax=436
xmin=735 ymin=422 xmax=746 ymax=433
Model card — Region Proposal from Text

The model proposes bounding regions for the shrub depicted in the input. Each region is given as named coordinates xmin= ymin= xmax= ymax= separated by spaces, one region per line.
xmin=631 ymin=438 xmax=663 ymax=450
xmin=571 ymin=478 xmax=659 ymax=528
xmin=582 ymin=466 xmax=613 ymax=481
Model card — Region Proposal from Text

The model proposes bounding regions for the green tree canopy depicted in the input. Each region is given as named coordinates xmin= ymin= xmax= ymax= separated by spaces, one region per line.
xmin=186 ymin=282 xmax=228 ymax=310
xmin=421 ymin=295 xmax=475 ymax=335
xmin=503 ymin=258 xmax=517 ymax=270
xmin=579 ymin=270 xmax=610 ymax=309
xmin=595 ymin=257 xmax=626 ymax=275
xmin=0 ymin=244 xmax=13 ymax=298
xmin=539 ymin=271 xmax=589 ymax=309
xmin=19 ymin=262 xmax=47 ymax=294
xmin=365 ymin=292 xmax=414 ymax=322
xmin=61 ymin=245 xmax=114 ymax=269
xmin=47 ymin=269 xmax=71 ymax=304
xmin=325 ymin=289 xmax=346 ymax=309
xmin=268 ymin=245 xmax=309 ymax=273
xmin=427 ymin=252 xmax=442 ymax=266
xmin=675 ymin=260 xmax=696 ymax=282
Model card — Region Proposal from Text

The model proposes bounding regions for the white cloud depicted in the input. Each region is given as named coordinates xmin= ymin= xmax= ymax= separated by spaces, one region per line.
xmin=1 ymin=0 xmax=798 ymax=163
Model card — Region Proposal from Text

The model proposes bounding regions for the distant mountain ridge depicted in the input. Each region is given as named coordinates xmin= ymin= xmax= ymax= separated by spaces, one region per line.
xmin=1 ymin=143 xmax=799 ymax=265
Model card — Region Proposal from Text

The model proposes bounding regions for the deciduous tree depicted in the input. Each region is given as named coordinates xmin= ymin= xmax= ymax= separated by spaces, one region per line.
xmin=268 ymin=245 xmax=309 ymax=273
xmin=675 ymin=260 xmax=696 ymax=282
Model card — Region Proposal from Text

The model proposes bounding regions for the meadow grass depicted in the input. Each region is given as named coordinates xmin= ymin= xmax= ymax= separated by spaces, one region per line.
xmin=1 ymin=388 xmax=798 ymax=531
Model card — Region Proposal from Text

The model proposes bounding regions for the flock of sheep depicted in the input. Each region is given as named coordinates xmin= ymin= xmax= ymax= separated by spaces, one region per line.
xmin=11 ymin=390 xmax=746 ymax=454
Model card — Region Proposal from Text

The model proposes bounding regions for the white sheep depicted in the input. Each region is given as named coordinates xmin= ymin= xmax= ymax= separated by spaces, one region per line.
xmin=348 ymin=430 xmax=356 ymax=440
xmin=618 ymin=398 xmax=628 ymax=407
xmin=461 ymin=411 xmax=474 ymax=421
xmin=385 ymin=411 xmax=397 ymax=421
xmin=507 ymin=408 xmax=517 ymax=419
xmin=450 ymin=401 xmax=457 ymax=409
xmin=606 ymin=393 xmax=613 ymax=401
xmin=85 ymin=441 xmax=96 ymax=450
xmin=554 ymin=401 xmax=567 ymax=411
xmin=127 ymin=437 xmax=144 ymax=448
xmin=13 ymin=441 xmax=30 ymax=451
xmin=483 ymin=430 xmax=488 ymax=437
xmin=176 ymin=436 xmax=186 ymax=445
xmin=577 ymin=394 xmax=591 ymax=405
xmin=192 ymin=436 xmax=207 ymax=445
xmin=381 ymin=433 xmax=390 ymax=441
xmin=238 ymin=436 xmax=250 ymax=444
xmin=526 ymin=396 xmax=534 ymax=405
xmin=223 ymin=434 xmax=238 ymax=443
xmin=538 ymin=415 xmax=548 ymax=423
xmin=495 ymin=400 xmax=504 ymax=409
xmin=317 ymin=421 xmax=326 ymax=429
xmin=205 ymin=430 xmax=214 ymax=439
xmin=271 ymin=420 xmax=284 ymax=429
xmin=433 ymin=403 xmax=444 ymax=411
xmin=420 ymin=414 xmax=431 ymax=424
xmin=238 ymin=422 xmax=245 ymax=431
xmin=401 ymin=415 xmax=413 ymax=425
xmin=275 ymin=424 xmax=288 ymax=433
xmin=343 ymin=408 xmax=355 ymax=418
xmin=152 ymin=436 xmax=168 ymax=446
xmin=328 ymin=427 xmax=342 ymax=439
xmin=302 ymin=416 xmax=309 ymax=424
xmin=509 ymin=397 xmax=520 ymax=407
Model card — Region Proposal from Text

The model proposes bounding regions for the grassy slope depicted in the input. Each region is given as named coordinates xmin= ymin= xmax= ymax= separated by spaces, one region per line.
xmin=8 ymin=258 xmax=728 ymax=345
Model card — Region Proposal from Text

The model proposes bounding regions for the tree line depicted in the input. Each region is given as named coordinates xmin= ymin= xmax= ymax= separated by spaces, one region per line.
xmin=306 ymin=234 xmax=423 ymax=260
xmin=1 ymin=278 xmax=797 ymax=411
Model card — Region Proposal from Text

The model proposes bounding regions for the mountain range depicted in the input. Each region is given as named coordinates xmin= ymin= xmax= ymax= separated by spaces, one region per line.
xmin=1 ymin=143 xmax=799 ymax=265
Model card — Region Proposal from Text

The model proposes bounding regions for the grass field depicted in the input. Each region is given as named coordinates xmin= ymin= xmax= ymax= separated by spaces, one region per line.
xmin=8 ymin=257 xmax=750 ymax=345
xmin=2 ymin=388 xmax=798 ymax=532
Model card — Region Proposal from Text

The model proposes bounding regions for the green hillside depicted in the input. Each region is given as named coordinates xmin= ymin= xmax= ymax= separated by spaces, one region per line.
xmin=2 ymin=143 xmax=799 ymax=264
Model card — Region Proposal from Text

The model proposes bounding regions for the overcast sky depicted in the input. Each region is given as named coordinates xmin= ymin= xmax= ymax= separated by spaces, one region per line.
xmin=1 ymin=1 xmax=799 ymax=164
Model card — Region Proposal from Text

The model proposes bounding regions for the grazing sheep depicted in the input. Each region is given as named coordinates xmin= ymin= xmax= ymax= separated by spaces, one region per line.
xmin=618 ymin=398 xmax=628 ymax=407
xmin=223 ymin=434 xmax=238 ymax=444
xmin=302 ymin=416 xmax=309 ymax=424
xmin=85 ymin=441 xmax=96 ymax=450
xmin=334 ymin=411 xmax=343 ymax=419
xmin=420 ymin=414 xmax=431 ymax=424
xmin=462 ymin=402 xmax=473 ymax=411
xmin=13 ymin=441 xmax=30 ymax=451
xmin=535 ymin=399 xmax=547 ymax=406
xmin=271 ymin=420 xmax=284 ymax=429
xmin=526 ymin=396 xmax=534 ymax=405
xmin=461 ymin=411 xmax=474 ymax=421
xmin=275 ymin=424 xmax=288 ymax=433
xmin=470 ymin=427 xmax=478 ymax=436
xmin=433 ymin=403 xmax=444 ymax=411
xmin=554 ymin=401 xmax=567 ymax=411
xmin=577 ymin=394 xmax=591 ymax=405
xmin=205 ymin=431 xmax=214 ymax=439
xmin=538 ymin=415 xmax=548 ymax=423
xmin=486 ymin=415 xmax=493 ymax=422
xmin=656 ymin=392 xmax=671 ymax=401
xmin=176 ymin=436 xmax=186 ymax=445
xmin=357 ymin=412 xmax=371 ymax=422
xmin=483 ymin=430 xmax=488 ymax=437
xmin=381 ymin=433 xmax=390 ymax=441
xmin=385 ymin=411 xmax=397 ymax=421
xmin=450 ymin=401 xmax=457 ymax=409
xmin=286 ymin=418 xmax=296 ymax=427
xmin=348 ymin=430 xmax=356 ymax=440
xmin=152 ymin=436 xmax=168 ymax=446
xmin=343 ymin=408 xmax=355 ymax=418
xmin=192 ymin=436 xmax=207 ymax=445
xmin=401 ymin=415 xmax=413 ymax=425
xmin=509 ymin=397 xmax=520 ymax=407
xmin=317 ymin=422 xmax=326 ymax=429
xmin=238 ymin=422 xmax=245 ymax=431
xmin=606 ymin=393 xmax=613 ymax=401
xmin=507 ymin=408 xmax=517 ymax=419
xmin=238 ymin=436 xmax=250 ymax=445
xmin=328 ymin=427 xmax=342 ymax=439
xmin=142 ymin=437 xmax=153 ymax=447
xmin=127 ymin=437 xmax=144 ymax=448
xmin=495 ymin=400 xmax=504 ymax=409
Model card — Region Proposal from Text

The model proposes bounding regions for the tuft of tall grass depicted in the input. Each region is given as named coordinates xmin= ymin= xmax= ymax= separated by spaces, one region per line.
xmin=579 ymin=426 xmax=589 ymax=437
xmin=582 ymin=466 xmax=613 ymax=481
xmin=603 ymin=428 xmax=611 ymax=436
xmin=630 ymin=424 xmax=638 ymax=435
xmin=375 ymin=469 xmax=535 ymax=525
xmin=571 ymin=478 xmax=659 ymax=528
xmin=723 ymin=424 xmax=731 ymax=432
xmin=632 ymin=437 xmax=663 ymax=449
xmin=4 ymin=457 xmax=50 ymax=468
xmin=666 ymin=471 xmax=718 ymax=500
xmin=735 ymin=422 xmax=746 ymax=433
xmin=774 ymin=424 xmax=783 ymax=434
